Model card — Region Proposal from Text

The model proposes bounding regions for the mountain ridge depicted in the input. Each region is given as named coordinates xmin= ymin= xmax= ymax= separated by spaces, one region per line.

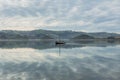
xmin=0 ymin=29 xmax=120 ymax=39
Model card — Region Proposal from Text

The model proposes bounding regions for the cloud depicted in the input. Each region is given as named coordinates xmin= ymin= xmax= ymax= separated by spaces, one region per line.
xmin=0 ymin=0 xmax=31 ymax=9
xmin=0 ymin=0 xmax=119 ymax=33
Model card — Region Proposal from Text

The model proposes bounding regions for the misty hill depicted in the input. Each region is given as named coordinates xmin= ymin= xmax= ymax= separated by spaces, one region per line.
xmin=0 ymin=30 xmax=54 ymax=39
xmin=0 ymin=29 xmax=120 ymax=40
xmin=72 ymin=34 xmax=95 ymax=39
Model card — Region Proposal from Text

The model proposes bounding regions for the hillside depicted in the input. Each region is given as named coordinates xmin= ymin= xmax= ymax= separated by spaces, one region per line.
xmin=0 ymin=29 xmax=120 ymax=40
xmin=72 ymin=34 xmax=95 ymax=39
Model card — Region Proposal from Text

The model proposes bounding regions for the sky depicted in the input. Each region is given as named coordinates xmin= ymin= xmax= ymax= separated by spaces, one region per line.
xmin=0 ymin=0 xmax=120 ymax=33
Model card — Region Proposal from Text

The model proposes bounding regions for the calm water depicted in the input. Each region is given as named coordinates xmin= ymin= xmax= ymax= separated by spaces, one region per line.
xmin=0 ymin=41 xmax=120 ymax=80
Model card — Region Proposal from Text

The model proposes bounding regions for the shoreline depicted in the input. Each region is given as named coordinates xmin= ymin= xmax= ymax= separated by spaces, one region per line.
xmin=0 ymin=38 xmax=119 ymax=41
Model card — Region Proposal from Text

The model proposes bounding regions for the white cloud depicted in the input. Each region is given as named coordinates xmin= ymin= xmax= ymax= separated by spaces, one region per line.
xmin=0 ymin=0 xmax=32 ymax=8
xmin=0 ymin=0 xmax=119 ymax=33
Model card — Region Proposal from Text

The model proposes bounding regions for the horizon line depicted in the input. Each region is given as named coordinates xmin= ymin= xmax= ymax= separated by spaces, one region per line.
xmin=0 ymin=29 xmax=120 ymax=34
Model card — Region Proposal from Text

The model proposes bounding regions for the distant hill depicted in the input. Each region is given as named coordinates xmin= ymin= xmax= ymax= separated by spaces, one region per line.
xmin=0 ymin=30 xmax=54 ymax=39
xmin=0 ymin=29 xmax=120 ymax=40
xmin=72 ymin=34 xmax=95 ymax=39
xmin=88 ymin=32 xmax=120 ymax=38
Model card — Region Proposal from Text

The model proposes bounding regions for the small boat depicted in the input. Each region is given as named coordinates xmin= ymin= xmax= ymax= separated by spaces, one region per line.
xmin=55 ymin=35 xmax=65 ymax=45
xmin=55 ymin=41 xmax=65 ymax=44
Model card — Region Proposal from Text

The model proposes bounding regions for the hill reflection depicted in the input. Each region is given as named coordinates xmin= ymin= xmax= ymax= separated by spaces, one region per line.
xmin=0 ymin=40 xmax=120 ymax=49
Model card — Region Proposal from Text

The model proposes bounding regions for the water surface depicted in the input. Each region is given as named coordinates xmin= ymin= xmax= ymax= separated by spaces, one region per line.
xmin=0 ymin=41 xmax=120 ymax=80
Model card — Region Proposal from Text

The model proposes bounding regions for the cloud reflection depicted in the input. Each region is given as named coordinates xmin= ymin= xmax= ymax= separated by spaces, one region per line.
xmin=0 ymin=45 xmax=120 ymax=80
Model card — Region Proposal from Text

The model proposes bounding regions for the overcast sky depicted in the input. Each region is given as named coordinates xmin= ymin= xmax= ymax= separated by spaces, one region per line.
xmin=0 ymin=0 xmax=120 ymax=33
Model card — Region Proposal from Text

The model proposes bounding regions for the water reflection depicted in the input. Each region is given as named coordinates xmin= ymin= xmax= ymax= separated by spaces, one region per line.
xmin=0 ymin=41 xmax=120 ymax=80
xmin=0 ymin=40 xmax=120 ymax=49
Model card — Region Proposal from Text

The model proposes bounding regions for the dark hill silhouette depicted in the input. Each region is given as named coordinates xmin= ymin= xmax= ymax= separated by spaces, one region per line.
xmin=0 ymin=29 xmax=120 ymax=40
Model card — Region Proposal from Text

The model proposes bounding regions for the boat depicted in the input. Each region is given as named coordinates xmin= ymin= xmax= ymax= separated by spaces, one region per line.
xmin=55 ymin=35 xmax=65 ymax=45
xmin=55 ymin=41 xmax=65 ymax=44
